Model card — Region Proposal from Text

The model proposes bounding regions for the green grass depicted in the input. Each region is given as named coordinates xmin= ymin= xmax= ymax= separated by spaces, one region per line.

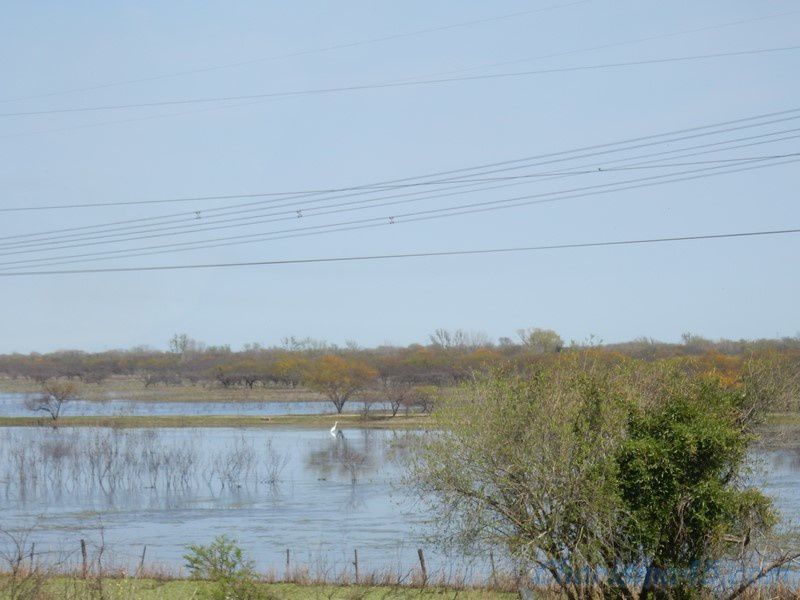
xmin=6 ymin=575 xmax=800 ymax=599
xmin=1 ymin=577 xmax=514 ymax=599
xmin=0 ymin=412 xmax=431 ymax=429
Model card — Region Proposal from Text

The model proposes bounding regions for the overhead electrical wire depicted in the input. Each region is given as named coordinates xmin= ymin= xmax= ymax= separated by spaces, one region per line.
xmin=401 ymin=156 xmax=800 ymax=227
xmin=2 ymin=148 xmax=798 ymax=254
xmin=0 ymin=226 xmax=797 ymax=277
xmin=3 ymin=142 xmax=796 ymax=251
xmin=1 ymin=153 xmax=795 ymax=272
xmin=0 ymin=0 xmax=589 ymax=105
xmin=3 ymin=105 xmax=799 ymax=218
xmin=8 ymin=3 xmax=792 ymax=106
xmin=1 ymin=108 xmax=797 ymax=273
xmin=1 ymin=114 xmax=798 ymax=260
xmin=1 ymin=122 xmax=798 ymax=257
xmin=2 ymin=8 xmax=794 ymax=141
xmin=1 ymin=45 xmax=799 ymax=119
xmin=4 ymin=126 xmax=799 ymax=251
xmin=0 ymin=94 xmax=293 ymax=142
xmin=409 ymin=9 xmax=800 ymax=81
xmin=0 ymin=12 xmax=794 ymax=278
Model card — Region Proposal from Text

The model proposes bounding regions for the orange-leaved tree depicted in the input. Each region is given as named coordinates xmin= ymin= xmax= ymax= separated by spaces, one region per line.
xmin=303 ymin=355 xmax=377 ymax=414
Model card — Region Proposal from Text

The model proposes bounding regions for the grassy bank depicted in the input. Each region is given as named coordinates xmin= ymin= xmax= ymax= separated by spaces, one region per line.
xmin=5 ymin=576 xmax=800 ymax=600
xmin=0 ymin=376 xmax=324 ymax=403
xmin=0 ymin=412 xmax=431 ymax=429
xmin=1 ymin=577 xmax=514 ymax=600
xmin=0 ymin=413 xmax=795 ymax=443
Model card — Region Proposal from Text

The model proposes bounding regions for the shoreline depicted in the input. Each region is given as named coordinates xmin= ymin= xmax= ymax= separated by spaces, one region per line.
xmin=0 ymin=378 xmax=326 ymax=403
xmin=0 ymin=412 xmax=430 ymax=429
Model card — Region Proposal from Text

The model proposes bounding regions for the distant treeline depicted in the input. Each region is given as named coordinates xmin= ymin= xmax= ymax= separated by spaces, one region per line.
xmin=0 ymin=329 xmax=798 ymax=410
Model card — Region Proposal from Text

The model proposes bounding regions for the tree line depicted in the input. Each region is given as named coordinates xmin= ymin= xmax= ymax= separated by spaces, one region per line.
xmin=2 ymin=329 xmax=799 ymax=414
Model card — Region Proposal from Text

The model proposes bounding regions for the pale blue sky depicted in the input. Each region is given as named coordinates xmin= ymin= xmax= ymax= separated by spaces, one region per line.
xmin=0 ymin=1 xmax=798 ymax=353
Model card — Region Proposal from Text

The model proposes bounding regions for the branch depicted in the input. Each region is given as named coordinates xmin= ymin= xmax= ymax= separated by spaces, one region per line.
xmin=724 ymin=551 xmax=800 ymax=600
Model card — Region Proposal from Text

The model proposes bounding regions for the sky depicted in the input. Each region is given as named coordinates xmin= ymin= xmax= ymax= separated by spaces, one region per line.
xmin=0 ymin=0 xmax=798 ymax=353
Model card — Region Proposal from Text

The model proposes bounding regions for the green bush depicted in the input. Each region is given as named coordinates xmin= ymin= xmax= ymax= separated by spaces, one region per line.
xmin=412 ymin=357 xmax=785 ymax=599
xmin=183 ymin=535 xmax=265 ymax=600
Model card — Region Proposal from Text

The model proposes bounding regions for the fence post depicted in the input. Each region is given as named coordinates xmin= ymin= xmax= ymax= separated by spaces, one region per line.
xmin=29 ymin=543 xmax=35 ymax=571
xmin=138 ymin=545 xmax=147 ymax=575
xmin=490 ymin=550 xmax=497 ymax=587
xmin=353 ymin=549 xmax=359 ymax=584
xmin=417 ymin=548 xmax=427 ymax=587
xmin=285 ymin=549 xmax=290 ymax=580
xmin=80 ymin=539 xmax=88 ymax=579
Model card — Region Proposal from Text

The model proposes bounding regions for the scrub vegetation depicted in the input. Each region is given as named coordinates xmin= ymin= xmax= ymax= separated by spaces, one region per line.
xmin=0 ymin=329 xmax=798 ymax=418
xmin=1 ymin=330 xmax=799 ymax=597
xmin=412 ymin=355 xmax=800 ymax=599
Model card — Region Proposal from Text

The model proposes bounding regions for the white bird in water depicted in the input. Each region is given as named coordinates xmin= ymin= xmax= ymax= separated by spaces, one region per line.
xmin=330 ymin=421 xmax=340 ymax=437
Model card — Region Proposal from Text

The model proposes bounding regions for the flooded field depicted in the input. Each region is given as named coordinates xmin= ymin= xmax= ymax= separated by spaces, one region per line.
xmin=0 ymin=426 xmax=451 ymax=579
xmin=0 ymin=392 xmax=389 ymax=417
xmin=1 ymin=423 xmax=798 ymax=581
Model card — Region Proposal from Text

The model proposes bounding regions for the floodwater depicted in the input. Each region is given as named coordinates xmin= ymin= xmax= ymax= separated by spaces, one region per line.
xmin=0 ymin=426 xmax=458 ymax=579
xmin=0 ymin=392 xmax=389 ymax=417
xmin=0 ymin=421 xmax=798 ymax=582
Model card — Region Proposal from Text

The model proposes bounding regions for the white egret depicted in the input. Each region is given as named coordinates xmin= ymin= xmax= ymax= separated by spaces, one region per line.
xmin=330 ymin=421 xmax=339 ymax=437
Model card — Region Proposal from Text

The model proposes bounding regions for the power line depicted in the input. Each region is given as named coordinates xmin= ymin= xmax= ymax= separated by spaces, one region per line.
xmin=0 ymin=226 xmax=796 ymax=277
xmin=2 ymin=154 xmax=795 ymax=271
xmin=401 ymin=157 xmax=800 ymax=227
xmin=414 ymin=9 xmax=800 ymax=81
xmin=2 ymin=122 xmax=798 ymax=252
xmin=2 ymin=8 xmax=793 ymax=141
xmin=0 ymin=133 xmax=796 ymax=275
xmin=1 ymin=108 xmax=797 ymax=267
xmin=2 ymin=152 xmax=797 ymax=254
xmin=3 ymin=106 xmax=800 ymax=218
xmin=13 ymin=3 xmax=792 ymax=106
xmin=0 ymin=0 xmax=588 ymax=105
xmin=0 ymin=153 xmax=800 ymax=256
xmin=2 ymin=45 xmax=798 ymax=118
xmin=4 ymin=118 xmax=800 ymax=250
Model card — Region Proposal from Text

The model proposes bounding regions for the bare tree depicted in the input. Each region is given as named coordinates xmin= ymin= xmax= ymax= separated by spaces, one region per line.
xmin=168 ymin=333 xmax=206 ymax=356
xmin=428 ymin=328 xmax=492 ymax=350
xmin=24 ymin=380 xmax=78 ymax=421
xmin=406 ymin=385 xmax=436 ymax=414
xmin=380 ymin=378 xmax=412 ymax=417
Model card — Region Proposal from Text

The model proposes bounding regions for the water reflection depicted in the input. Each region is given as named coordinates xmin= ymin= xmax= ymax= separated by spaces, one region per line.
xmin=0 ymin=427 xmax=424 ymax=571
xmin=0 ymin=425 xmax=797 ymax=579
xmin=306 ymin=436 xmax=374 ymax=484
xmin=0 ymin=392 xmax=390 ymax=418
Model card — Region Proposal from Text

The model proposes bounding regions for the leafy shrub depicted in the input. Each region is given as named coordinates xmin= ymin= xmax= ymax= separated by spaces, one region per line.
xmin=413 ymin=357 xmax=787 ymax=599
xmin=184 ymin=535 xmax=265 ymax=600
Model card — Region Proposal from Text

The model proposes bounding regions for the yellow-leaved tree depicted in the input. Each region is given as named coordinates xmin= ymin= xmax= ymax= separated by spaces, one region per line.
xmin=303 ymin=355 xmax=377 ymax=413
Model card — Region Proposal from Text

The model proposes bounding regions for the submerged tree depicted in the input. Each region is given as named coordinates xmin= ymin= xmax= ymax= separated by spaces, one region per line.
xmin=412 ymin=357 xmax=796 ymax=599
xmin=24 ymin=380 xmax=78 ymax=421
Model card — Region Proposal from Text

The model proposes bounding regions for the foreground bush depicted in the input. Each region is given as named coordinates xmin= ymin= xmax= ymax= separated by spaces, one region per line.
xmin=412 ymin=356 xmax=800 ymax=600
xmin=184 ymin=536 xmax=266 ymax=600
